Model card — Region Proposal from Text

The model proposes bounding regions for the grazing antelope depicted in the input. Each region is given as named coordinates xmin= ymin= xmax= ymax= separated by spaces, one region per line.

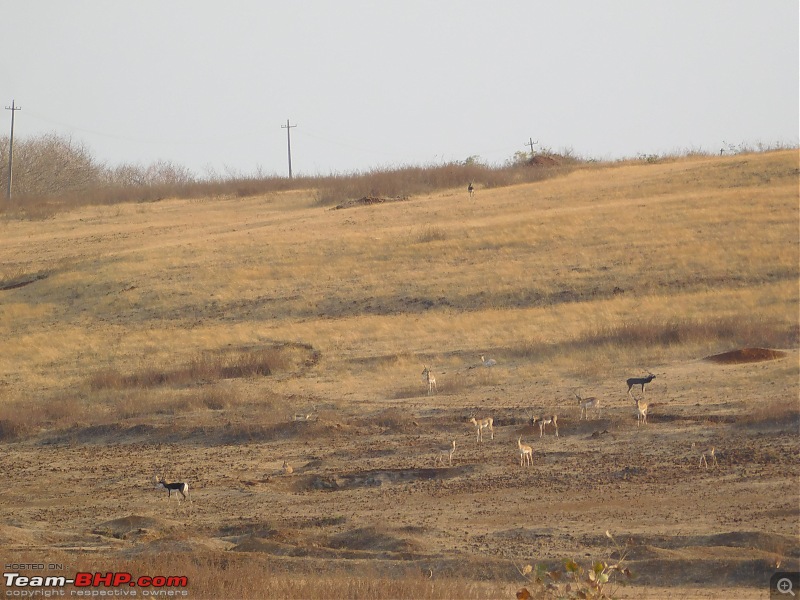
xmin=435 ymin=440 xmax=456 ymax=466
xmin=634 ymin=397 xmax=648 ymax=427
xmin=538 ymin=414 xmax=558 ymax=437
xmin=575 ymin=391 xmax=601 ymax=420
xmin=154 ymin=475 xmax=189 ymax=502
xmin=627 ymin=372 xmax=656 ymax=398
xmin=517 ymin=437 xmax=533 ymax=466
xmin=699 ymin=447 xmax=717 ymax=469
xmin=470 ymin=416 xmax=494 ymax=442
xmin=291 ymin=406 xmax=316 ymax=422
xmin=421 ymin=365 xmax=437 ymax=395
xmin=282 ymin=460 xmax=293 ymax=475
xmin=468 ymin=182 xmax=474 ymax=198
xmin=479 ymin=355 xmax=497 ymax=367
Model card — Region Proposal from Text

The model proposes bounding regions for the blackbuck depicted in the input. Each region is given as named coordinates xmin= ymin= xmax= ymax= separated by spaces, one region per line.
xmin=700 ymin=447 xmax=717 ymax=469
xmin=575 ymin=391 xmax=601 ymax=420
xmin=517 ymin=437 xmax=533 ymax=466
xmin=537 ymin=415 xmax=558 ymax=437
xmin=421 ymin=365 xmax=437 ymax=395
xmin=479 ymin=355 xmax=497 ymax=367
xmin=435 ymin=440 xmax=456 ymax=466
xmin=627 ymin=372 xmax=656 ymax=398
xmin=634 ymin=397 xmax=648 ymax=427
xmin=154 ymin=474 xmax=189 ymax=502
xmin=470 ymin=416 xmax=494 ymax=442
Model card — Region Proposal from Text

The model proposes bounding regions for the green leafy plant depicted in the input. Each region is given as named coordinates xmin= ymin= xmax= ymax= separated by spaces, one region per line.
xmin=516 ymin=531 xmax=634 ymax=599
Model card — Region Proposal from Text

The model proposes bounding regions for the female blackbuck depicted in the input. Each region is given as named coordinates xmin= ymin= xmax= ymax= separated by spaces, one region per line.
xmin=479 ymin=355 xmax=497 ymax=367
xmin=634 ymin=397 xmax=648 ymax=427
xmin=421 ymin=366 xmax=437 ymax=395
xmin=699 ymin=447 xmax=717 ymax=469
xmin=517 ymin=437 xmax=533 ymax=466
xmin=435 ymin=440 xmax=456 ymax=466
xmin=575 ymin=391 xmax=600 ymax=420
xmin=470 ymin=416 xmax=494 ymax=442
xmin=537 ymin=414 xmax=558 ymax=437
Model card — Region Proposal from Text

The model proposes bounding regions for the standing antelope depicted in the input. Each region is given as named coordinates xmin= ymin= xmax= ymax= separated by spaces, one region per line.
xmin=627 ymin=372 xmax=656 ymax=398
xmin=699 ymin=447 xmax=717 ymax=469
xmin=470 ymin=416 xmax=494 ymax=442
xmin=538 ymin=415 xmax=558 ymax=437
xmin=154 ymin=475 xmax=189 ymax=502
xmin=517 ymin=437 xmax=533 ymax=466
xmin=634 ymin=397 xmax=648 ymax=427
xmin=421 ymin=366 xmax=437 ymax=395
xmin=468 ymin=182 xmax=475 ymax=198
xmin=435 ymin=440 xmax=456 ymax=466
xmin=575 ymin=391 xmax=600 ymax=420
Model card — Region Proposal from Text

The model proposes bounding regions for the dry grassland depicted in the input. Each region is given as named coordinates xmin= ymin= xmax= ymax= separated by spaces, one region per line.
xmin=0 ymin=150 xmax=798 ymax=598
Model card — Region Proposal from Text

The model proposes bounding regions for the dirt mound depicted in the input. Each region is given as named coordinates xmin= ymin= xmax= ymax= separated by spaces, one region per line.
xmin=528 ymin=155 xmax=561 ymax=167
xmin=296 ymin=465 xmax=475 ymax=492
xmin=327 ymin=526 xmax=421 ymax=554
xmin=232 ymin=525 xmax=424 ymax=560
xmin=93 ymin=515 xmax=165 ymax=540
xmin=333 ymin=196 xmax=408 ymax=210
xmin=0 ymin=524 xmax=39 ymax=547
xmin=705 ymin=348 xmax=787 ymax=364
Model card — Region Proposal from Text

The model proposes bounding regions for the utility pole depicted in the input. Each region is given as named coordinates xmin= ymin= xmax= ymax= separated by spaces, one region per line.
xmin=281 ymin=119 xmax=296 ymax=178
xmin=525 ymin=137 xmax=538 ymax=157
xmin=5 ymin=99 xmax=21 ymax=200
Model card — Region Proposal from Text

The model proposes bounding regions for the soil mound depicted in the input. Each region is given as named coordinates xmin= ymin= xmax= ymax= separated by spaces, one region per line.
xmin=327 ymin=526 xmax=421 ymax=554
xmin=704 ymin=348 xmax=787 ymax=364
xmin=333 ymin=196 xmax=408 ymax=210
xmin=94 ymin=515 xmax=165 ymax=540
xmin=296 ymin=465 xmax=474 ymax=492
xmin=528 ymin=155 xmax=561 ymax=167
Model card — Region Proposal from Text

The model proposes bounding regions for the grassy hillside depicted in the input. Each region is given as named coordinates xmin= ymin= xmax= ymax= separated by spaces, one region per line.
xmin=0 ymin=150 xmax=797 ymax=598
xmin=1 ymin=150 xmax=796 ymax=431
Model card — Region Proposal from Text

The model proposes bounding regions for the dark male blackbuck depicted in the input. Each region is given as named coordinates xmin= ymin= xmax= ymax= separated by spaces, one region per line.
xmin=154 ymin=474 xmax=189 ymax=502
xmin=626 ymin=372 xmax=656 ymax=398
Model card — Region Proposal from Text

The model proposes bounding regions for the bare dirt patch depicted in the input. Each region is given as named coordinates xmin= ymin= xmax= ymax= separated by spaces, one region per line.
xmin=704 ymin=347 xmax=788 ymax=364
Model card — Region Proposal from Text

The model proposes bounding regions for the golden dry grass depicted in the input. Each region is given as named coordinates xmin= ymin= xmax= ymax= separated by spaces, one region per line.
xmin=4 ymin=152 xmax=796 ymax=399
xmin=0 ymin=150 xmax=797 ymax=597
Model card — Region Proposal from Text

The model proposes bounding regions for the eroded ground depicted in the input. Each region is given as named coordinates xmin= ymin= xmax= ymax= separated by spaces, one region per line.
xmin=1 ymin=348 xmax=797 ymax=598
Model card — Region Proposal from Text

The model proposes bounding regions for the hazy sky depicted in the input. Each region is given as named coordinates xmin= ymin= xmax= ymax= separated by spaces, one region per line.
xmin=2 ymin=1 xmax=798 ymax=177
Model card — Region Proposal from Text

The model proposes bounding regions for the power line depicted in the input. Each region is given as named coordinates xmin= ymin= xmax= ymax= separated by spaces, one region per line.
xmin=281 ymin=119 xmax=297 ymax=178
xmin=4 ymin=99 xmax=22 ymax=200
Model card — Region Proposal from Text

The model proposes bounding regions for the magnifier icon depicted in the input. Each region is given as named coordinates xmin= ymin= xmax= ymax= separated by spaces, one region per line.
xmin=778 ymin=578 xmax=796 ymax=596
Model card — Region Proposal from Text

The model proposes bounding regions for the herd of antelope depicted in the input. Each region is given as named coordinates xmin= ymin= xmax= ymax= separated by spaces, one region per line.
xmin=150 ymin=364 xmax=713 ymax=504
xmin=418 ymin=365 xmax=717 ymax=470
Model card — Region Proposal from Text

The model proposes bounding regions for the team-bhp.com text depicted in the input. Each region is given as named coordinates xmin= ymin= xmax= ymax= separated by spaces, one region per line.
xmin=4 ymin=572 xmax=188 ymax=597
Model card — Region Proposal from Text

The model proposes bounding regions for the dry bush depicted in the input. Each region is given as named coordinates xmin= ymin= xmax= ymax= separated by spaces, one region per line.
xmin=578 ymin=316 xmax=797 ymax=352
xmin=416 ymin=225 xmax=447 ymax=243
xmin=0 ymin=410 xmax=32 ymax=441
xmin=370 ymin=407 xmax=418 ymax=431
xmin=50 ymin=550 xmax=496 ymax=600
xmin=736 ymin=398 xmax=800 ymax=428
xmin=88 ymin=348 xmax=288 ymax=392
xmin=0 ymin=131 xmax=575 ymax=219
